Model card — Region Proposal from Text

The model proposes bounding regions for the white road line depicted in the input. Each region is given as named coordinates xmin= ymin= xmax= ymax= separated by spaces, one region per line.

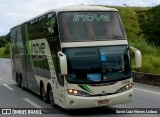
xmin=23 ymin=98 xmax=42 ymax=108
xmin=23 ymin=98 xmax=48 ymax=113
xmin=3 ymin=84 xmax=14 ymax=90
xmin=134 ymin=88 xmax=160 ymax=95
xmin=0 ymin=79 xmax=1 ymax=80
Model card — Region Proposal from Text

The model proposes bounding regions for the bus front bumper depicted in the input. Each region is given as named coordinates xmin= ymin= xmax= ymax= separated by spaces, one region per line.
xmin=65 ymin=89 xmax=133 ymax=109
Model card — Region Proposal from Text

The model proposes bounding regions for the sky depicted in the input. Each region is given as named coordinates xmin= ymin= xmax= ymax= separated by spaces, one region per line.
xmin=0 ymin=0 xmax=160 ymax=36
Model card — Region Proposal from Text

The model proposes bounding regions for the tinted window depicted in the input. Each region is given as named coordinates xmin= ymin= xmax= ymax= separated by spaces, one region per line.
xmin=28 ymin=13 xmax=58 ymax=40
xmin=59 ymin=12 xmax=126 ymax=42
xmin=63 ymin=46 xmax=131 ymax=83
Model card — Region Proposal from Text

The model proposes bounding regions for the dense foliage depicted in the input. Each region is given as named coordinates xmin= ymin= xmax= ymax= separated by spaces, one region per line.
xmin=0 ymin=36 xmax=7 ymax=48
xmin=140 ymin=5 xmax=160 ymax=45
xmin=111 ymin=6 xmax=160 ymax=74
xmin=0 ymin=33 xmax=9 ymax=48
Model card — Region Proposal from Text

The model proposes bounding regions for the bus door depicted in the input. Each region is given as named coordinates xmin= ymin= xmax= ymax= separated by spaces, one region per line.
xmin=57 ymin=74 xmax=65 ymax=107
xmin=48 ymin=37 xmax=65 ymax=106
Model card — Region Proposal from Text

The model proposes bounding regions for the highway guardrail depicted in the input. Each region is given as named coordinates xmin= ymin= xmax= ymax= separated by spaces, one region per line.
xmin=133 ymin=72 xmax=160 ymax=86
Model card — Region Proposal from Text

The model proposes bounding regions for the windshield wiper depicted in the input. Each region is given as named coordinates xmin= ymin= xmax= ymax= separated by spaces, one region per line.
xmin=102 ymin=74 xmax=132 ymax=83
xmin=86 ymin=79 xmax=98 ymax=83
xmin=120 ymin=74 xmax=132 ymax=79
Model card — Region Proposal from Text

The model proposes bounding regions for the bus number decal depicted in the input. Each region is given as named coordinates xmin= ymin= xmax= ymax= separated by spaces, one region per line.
xmin=30 ymin=42 xmax=45 ymax=55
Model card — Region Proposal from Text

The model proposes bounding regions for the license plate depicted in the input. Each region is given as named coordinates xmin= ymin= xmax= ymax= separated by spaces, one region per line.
xmin=98 ymin=100 xmax=109 ymax=105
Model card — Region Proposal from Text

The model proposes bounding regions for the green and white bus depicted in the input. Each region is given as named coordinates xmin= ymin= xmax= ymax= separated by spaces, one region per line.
xmin=10 ymin=5 xmax=141 ymax=109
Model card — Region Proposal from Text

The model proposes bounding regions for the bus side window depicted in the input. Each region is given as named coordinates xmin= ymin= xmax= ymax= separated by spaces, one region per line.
xmin=47 ymin=13 xmax=59 ymax=37
xmin=10 ymin=29 xmax=17 ymax=55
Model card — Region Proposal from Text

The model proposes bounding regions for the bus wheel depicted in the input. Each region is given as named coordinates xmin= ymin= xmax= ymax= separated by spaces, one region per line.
xmin=49 ymin=87 xmax=55 ymax=106
xmin=17 ymin=75 xmax=21 ymax=87
xmin=41 ymin=86 xmax=49 ymax=103
xmin=17 ymin=80 xmax=20 ymax=87
xmin=20 ymin=78 xmax=25 ymax=90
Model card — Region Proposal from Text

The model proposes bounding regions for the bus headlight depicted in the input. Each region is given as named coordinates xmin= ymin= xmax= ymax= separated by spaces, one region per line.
xmin=116 ymin=83 xmax=132 ymax=93
xmin=67 ymin=89 xmax=90 ymax=96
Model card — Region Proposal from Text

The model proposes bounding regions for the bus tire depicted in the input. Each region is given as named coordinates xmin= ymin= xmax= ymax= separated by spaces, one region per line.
xmin=20 ymin=78 xmax=25 ymax=90
xmin=41 ymin=86 xmax=49 ymax=103
xmin=17 ymin=80 xmax=20 ymax=87
xmin=17 ymin=74 xmax=21 ymax=87
xmin=49 ymin=87 xmax=55 ymax=107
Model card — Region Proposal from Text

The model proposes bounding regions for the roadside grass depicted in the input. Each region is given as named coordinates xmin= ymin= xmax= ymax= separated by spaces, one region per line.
xmin=141 ymin=55 xmax=160 ymax=74
xmin=0 ymin=44 xmax=10 ymax=58
xmin=129 ymin=38 xmax=160 ymax=74
xmin=129 ymin=38 xmax=160 ymax=55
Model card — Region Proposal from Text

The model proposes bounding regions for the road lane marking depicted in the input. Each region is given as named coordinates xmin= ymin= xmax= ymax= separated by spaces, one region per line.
xmin=0 ymin=79 xmax=1 ymax=80
xmin=23 ymin=98 xmax=48 ymax=113
xmin=3 ymin=84 xmax=14 ymax=90
xmin=134 ymin=88 xmax=160 ymax=95
xmin=23 ymin=98 xmax=42 ymax=108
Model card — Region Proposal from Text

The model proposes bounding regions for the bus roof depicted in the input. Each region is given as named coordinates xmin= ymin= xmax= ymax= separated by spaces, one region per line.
xmin=55 ymin=5 xmax=118 ymax=12
xmin=11 ymin=5 xmax=118 ymax=29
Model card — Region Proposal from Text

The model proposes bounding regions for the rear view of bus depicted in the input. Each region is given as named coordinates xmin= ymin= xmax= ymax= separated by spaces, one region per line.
xmin=57 ymin=6 xmax=141 ymax=109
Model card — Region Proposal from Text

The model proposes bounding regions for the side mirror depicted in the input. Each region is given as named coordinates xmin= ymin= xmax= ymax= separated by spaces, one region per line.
xmin=129 ymin=46 xmax=142 ymax=68
xmin=58 ymin=51 xmax=67 ymax=75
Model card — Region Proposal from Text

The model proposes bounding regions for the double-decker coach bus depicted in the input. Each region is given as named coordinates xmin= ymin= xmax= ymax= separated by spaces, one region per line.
xmin=10 ymin=5 xmax=141 ymax=109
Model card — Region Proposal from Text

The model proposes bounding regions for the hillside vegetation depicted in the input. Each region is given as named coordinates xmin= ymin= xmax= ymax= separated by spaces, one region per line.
xmin=0 ymin=5 xmax=160 ymax=74
xmin=0 ymin=33 xmax=10 ymax=58
xmin=0 ymin=44 xmax=10 ymax=58
xmin=113 ymin=6 xmax=160 ymax=74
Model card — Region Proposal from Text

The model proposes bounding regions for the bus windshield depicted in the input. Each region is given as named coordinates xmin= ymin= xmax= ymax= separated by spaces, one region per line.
xmin=63 ymin=45 xmax=131 ymax=83
xmin=58 ymin=11 xmax=126 ymax=42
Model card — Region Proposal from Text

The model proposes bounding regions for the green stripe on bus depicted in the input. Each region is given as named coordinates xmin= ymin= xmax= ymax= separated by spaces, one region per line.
xmin=83 ymin=84 xmax=93 ymax=93
xmin=78 ymin=85 xmax=87 ymax=92
xmin=24 ymin=24 xmax=35 ymax=73
xmin=78 ymin=84 xmax=93 ymax=93
xmin=25 ymin=24 xmax=30 ymax=54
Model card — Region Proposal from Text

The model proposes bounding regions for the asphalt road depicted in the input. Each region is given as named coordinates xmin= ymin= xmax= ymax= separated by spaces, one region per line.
xmin=0 ymin=58 xmax=160 ymax=117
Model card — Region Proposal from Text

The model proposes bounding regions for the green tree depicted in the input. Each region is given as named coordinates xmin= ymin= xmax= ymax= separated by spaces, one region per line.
xmin=141 ymin=5 xmax=160 ymax=45
xmin=0 ymin=36 xmax=7 ymax=48
xmin=5 ymin=33 xmax=10 ymax=42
